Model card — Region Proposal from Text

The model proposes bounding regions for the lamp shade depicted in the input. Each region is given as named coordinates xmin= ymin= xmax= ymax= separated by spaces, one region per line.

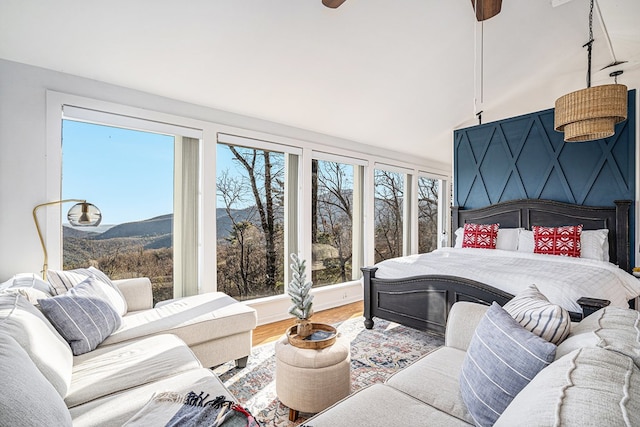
xmin=67 ymin=202 xmax=102 ymax=227
xmin=554 ymin=84 xmax=628 ymax=142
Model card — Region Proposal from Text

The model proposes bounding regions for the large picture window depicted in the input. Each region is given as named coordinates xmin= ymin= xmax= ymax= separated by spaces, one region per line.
xmin=311 ymin=159 xmax=355 ymax=287
xmin=374 ymin=168 xmax=405 ymax=263
xmin=216 ymin=139 xmax=295 ymax=300
xmin=62 ymin=120 xmax=177 ymax=304
xmin=418 ymin=176 xmax=440 ymax=253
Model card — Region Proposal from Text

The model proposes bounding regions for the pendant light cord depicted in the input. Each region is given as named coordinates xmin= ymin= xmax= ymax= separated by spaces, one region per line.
xmin=584 ymin=0 xmax=594 ymax=88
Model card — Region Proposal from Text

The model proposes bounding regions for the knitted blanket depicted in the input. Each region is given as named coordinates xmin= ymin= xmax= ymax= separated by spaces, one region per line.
xmin=124 ymin=391 xmax=260 ymax=427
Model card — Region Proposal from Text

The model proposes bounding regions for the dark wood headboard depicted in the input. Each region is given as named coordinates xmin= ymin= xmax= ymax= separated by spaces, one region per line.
xmin=452 ymin=199 xmax=631 ymax=272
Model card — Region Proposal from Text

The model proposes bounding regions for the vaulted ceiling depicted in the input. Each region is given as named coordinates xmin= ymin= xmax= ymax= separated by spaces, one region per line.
xmin=1 ymin=0 xmax=638 ymax=165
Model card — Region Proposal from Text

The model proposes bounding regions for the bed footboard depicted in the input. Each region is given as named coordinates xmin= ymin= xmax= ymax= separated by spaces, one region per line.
xmin=362 ymin=267 xmax=603 ymax=333
xmin=362 ymin=267 xmax=514 ymax=334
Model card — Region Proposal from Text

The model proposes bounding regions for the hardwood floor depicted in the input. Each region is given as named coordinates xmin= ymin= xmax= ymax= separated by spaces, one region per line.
xmin=252 ymin=301 xmax=364 ymax=347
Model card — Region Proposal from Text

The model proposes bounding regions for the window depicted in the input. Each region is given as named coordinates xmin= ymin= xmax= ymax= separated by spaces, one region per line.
xmin=374 ymin=168 xmax=405 ymax=263
xmin=62 ymin=120 xmax=176 ymax=303
xmin=216 ymin=137 xmax=298 ymax=300
xmin=61 ymin=110 xmax=201 ymax=305
xmin=418 ymin=176 xmax=440 ymax=253
xmin=311 ymin=159 xmax=355 ymax=287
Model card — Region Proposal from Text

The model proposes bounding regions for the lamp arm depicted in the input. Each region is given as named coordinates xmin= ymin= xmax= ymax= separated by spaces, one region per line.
xmin=32 ymin=199 xmax=86 ymax=280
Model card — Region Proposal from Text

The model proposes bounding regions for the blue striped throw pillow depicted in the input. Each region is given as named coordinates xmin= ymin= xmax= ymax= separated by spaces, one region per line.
xmin=38 ymin=276 xmax=122 ymax=355
xmin=503 ymin=284 xmax=571 ymax=345
xmin=460 ymin=302 xmax=556 ymax=427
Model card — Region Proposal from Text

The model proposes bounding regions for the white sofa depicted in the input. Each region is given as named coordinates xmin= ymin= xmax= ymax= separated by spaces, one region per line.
xmin=0 ymin=275 xmax=257 ymax=426
xmin=304 ymin=301 xmax=640 ymax=426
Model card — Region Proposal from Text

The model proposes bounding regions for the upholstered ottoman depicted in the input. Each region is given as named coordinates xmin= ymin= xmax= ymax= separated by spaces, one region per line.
xmin=275 ymin=334 xmax=351 ymax=421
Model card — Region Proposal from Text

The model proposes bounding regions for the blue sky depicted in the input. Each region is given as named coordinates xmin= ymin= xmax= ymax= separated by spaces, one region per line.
xmin=63 ymin=120 xmax=243 ymax=225
xmin=62 ymin=120 xmax=175 ymax=225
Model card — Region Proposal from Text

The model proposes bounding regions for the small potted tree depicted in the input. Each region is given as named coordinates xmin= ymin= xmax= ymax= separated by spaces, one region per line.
xmin=287 ymin=253 xmax=314 ymax=338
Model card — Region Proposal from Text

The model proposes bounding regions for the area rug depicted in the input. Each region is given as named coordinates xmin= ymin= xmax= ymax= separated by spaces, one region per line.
xmin=213 ymin=316 xmax=444 ymax=426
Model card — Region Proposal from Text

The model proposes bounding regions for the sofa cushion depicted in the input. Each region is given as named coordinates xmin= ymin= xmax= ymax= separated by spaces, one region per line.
xmin=102 ymin=292 xmax=257 ymax=347
xmin=386 ymin=346 xmax=473 ymax=424
xmin=460 ymin=302 xmax=556 ymax=426
xmin=0 ymin=294 xmax=73 ymax=397
xmin=556 ymin=306 xmax=640 ymax=365
xmin=69 ymin=368 xmax=234 ymax=427
xmin=304 ymin=383 xmax=471 ymax=427
xmin=495 ymin=347 xmax=640 ymax=426
xmin=39 ymin=276 xmax=122 ymax=355
xmin=47 ymin=266 xmax=127 ymax=314
xmin=503 ymin=284 xmax=571 ymax=344
xmin=66 ymin=334 xmax=201 ymax=408
xmin=0 ymin=333 xmax=73 ymax=427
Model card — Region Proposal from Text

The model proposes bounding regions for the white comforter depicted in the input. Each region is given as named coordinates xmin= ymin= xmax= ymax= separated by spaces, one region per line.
xmin=373 ymin=248 xmax=640 ymax=313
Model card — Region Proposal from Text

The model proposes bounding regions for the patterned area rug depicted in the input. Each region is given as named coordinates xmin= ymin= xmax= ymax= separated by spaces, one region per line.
xmin=213 ymin=316 xmax=444 ymax=426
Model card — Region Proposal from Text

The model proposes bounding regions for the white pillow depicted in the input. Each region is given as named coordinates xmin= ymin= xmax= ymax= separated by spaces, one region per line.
xmin=454 ymin=227 xmax=464 ymax=248
xmin=580 ymin=229 xmax=609 ymax=262
xmin=0 ymin=273 xmax=53 ymax=295
xmin=517 ymin=229 xmax=535 ymax=252
xmin=496 ymin=228 xmax=523 ymax=251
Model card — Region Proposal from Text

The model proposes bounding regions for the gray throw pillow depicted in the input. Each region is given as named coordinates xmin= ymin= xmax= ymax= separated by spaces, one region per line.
xmin=460 ymin=302 xmax=556 ymax=426
xmin=38 ymin=276 xmax=122 ymax=355
xmin=47 ymin=267 xmax=127 ymax=315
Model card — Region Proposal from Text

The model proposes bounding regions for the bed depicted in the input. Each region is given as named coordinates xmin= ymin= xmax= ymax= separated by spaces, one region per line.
xmin=362 ymin=198 xmax=638 ymax=334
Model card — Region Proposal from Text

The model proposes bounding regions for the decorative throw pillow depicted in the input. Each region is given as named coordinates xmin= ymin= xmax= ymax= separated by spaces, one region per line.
xmin=495 ymin=347 xmax=640 ymax=427
xmin=0 ymin=273 xmax=54 ymax=295
xmin=0 ymin=286 xmax=52 ymax=304
xmin=38 ymin=276 xmax=122 ymax=356
xmin=462 ymin=223 xmax=499 ymax=249
xmin=47 ymin=266 xmax=127 ymax=315
xmin=503 ymin=284 xmax=571 ymax=345
xmin=460 ymin=302 xmax=556 ymax=426
xmin=556 ymin=306 xmax=640 ymax=366
xmin=532 ymin=225 xmax=583 ymax=257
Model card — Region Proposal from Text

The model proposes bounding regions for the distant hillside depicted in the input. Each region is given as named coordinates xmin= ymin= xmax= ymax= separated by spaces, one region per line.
xmin=63 ymin=208 xmax=259 ymax=249
xmin=95 ymin=214 xmax=173 ymax=240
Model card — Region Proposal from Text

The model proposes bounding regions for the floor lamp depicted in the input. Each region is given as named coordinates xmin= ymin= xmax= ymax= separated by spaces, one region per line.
xmin=33 ymin=199 xmax=102 ymax=280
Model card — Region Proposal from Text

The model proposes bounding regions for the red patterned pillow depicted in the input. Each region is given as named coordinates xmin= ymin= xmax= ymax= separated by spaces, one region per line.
xmin=462 ymin=223 xmax=499 ymax=249
xmin=532 ymin=225 xmax=583 ymax=257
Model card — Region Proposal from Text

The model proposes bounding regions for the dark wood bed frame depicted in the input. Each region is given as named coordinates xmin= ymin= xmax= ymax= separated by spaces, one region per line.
xmin=362 ymin=199 xmax=632 ymax=334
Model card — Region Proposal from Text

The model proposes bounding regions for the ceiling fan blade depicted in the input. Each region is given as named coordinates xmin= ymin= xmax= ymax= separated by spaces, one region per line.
xmin=471 ymin=0 xmax=502 ymax=21
xmin=323 ymin=0 xmax=347 ymax=9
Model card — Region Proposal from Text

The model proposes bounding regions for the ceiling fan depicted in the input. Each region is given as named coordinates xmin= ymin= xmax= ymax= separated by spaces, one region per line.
xmin=322 ymin=0 xmax=502 ymax=21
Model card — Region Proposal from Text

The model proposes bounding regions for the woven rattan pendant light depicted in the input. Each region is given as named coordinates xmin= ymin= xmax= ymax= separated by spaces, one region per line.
xmin=554 ymin=0 xmax=627 ymax=142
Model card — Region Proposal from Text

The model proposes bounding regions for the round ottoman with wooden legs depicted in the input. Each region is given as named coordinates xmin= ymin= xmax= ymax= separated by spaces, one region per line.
xmin=275 ymin=334 xmax=351 ymax=421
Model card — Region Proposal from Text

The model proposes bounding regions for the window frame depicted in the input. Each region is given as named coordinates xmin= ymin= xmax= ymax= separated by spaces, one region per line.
xmin=46 ymin=90 xmax=453 ymax=312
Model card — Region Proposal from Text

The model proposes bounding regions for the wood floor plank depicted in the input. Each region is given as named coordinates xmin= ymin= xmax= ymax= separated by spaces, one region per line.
xmin=252 ymin=301 xmax=364 ymax=346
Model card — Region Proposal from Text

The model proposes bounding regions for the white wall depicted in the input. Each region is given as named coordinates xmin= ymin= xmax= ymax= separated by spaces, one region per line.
xmin=0 ymin=58 xmax=452 ymax=323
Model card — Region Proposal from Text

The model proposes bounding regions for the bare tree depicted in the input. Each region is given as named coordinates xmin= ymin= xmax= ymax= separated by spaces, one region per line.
xmin=418 ymin=178 xmax=439 ymax=253
xmin=225 ymin=146 xmax=284 ymax=292
xmin=374 ymin=170 xmax=404 ymax=263
xmin=313 ymin=160 xmax=353 ymax=284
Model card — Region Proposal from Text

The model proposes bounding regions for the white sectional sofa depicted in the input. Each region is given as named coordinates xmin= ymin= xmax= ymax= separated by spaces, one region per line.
xmin=0 ymin=273 xmax=257 ymax=426
xmin=304 ymin=301 xmax=640 ymax=426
